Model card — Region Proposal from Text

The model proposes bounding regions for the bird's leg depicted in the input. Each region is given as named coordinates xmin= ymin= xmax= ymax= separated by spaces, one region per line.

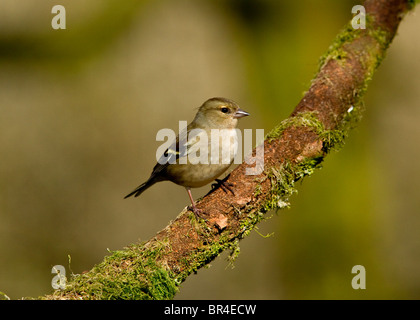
xmin=211 ymin=174 xmax=235 ymax=195
xmin=186 ymin=188 xmax=204 ymax=218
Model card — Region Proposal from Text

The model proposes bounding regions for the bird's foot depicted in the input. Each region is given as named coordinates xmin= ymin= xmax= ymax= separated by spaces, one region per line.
xmin=187 ymin=204 xmax=206 ymax=220
xmin=211 ymin=176 xmax=235 ymax=195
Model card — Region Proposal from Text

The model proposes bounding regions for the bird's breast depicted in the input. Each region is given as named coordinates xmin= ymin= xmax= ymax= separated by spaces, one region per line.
xmin=164 ymin=128 xmax=239 ymax=188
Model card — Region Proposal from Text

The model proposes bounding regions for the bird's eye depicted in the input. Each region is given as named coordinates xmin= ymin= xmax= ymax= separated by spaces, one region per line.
xmin=221 ymin=107 xmax=229 ymax=113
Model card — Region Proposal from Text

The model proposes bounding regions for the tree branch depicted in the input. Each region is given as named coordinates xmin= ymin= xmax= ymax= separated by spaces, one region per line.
xmin=45 ymin=0 xmax=416 ymax=300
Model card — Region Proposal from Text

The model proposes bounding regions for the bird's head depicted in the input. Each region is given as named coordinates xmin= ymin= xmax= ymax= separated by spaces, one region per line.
xmin=193 ymin=97 xmax=250 ymax=129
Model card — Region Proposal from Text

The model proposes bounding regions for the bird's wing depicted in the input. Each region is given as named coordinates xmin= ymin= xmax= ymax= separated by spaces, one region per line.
xmin=151 ymin=127 xmax=205 ymax=175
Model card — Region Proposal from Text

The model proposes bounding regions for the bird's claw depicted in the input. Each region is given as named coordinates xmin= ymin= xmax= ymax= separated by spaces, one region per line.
xmin=212 ymin=178 xmax=235 ymax=195
xmin=187 ymin=204 xmax=206 ymax=220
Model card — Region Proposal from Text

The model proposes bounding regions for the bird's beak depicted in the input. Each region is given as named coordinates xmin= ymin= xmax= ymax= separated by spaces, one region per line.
xmin=233 ymin=108 xmax=250 ymax=119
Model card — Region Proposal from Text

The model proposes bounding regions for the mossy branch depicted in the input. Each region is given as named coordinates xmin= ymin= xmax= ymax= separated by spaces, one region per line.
xmin=42 ymin=0 xmax=415 ymax=300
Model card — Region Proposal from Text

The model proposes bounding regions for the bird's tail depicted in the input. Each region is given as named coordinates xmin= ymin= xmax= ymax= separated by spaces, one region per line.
xmin=124 ymin=179 xmax=156 ymax=199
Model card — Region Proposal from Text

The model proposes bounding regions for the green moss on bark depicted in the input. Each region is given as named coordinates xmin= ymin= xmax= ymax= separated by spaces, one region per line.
xmin=46 ymin=242 xmax=178 ymax=300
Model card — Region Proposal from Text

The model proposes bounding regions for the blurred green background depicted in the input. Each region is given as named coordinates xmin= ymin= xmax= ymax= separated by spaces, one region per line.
xmin=1 ymin=0 xmax=419 ymax=299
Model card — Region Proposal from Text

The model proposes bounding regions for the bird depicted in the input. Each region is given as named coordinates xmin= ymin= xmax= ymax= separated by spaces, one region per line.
xmin=124 ymin=97 xmax=250 ymax=216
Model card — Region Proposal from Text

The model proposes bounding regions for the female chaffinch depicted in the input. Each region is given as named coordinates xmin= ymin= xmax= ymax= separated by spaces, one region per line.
xmin=124 ymin=97 xmax=249 ymax=216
